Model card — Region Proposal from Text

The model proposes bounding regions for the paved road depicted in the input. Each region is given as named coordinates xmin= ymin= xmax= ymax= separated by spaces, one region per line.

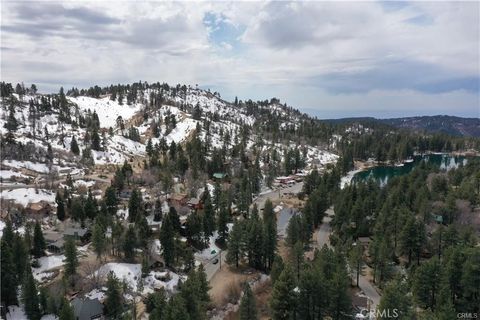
xmin=317 ymin=206 xmax=381 ymax=309
xmin=317 ymin=207 xmax=334 ymax=248
xmin=0 ymin=174 xmax=111 ymax=191
xmin=204 ymin=250 xmax=227 ymax=281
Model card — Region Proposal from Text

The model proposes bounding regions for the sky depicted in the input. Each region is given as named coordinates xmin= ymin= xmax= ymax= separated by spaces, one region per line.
xmin=1 ymin=0 xmax=479 ymax=119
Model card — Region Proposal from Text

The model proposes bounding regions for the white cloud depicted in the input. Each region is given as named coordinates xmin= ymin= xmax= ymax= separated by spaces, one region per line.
xmin=1 ymin=1 xmax=478 ymax=117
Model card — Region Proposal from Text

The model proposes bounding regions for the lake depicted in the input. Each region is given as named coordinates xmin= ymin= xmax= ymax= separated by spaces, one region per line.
xmin=352 ymin=154 xmax=469 ymax=187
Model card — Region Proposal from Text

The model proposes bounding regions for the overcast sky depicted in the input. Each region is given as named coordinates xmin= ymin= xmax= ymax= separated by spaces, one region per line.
xmin=1 ymin=1 xmax=479 ymax=119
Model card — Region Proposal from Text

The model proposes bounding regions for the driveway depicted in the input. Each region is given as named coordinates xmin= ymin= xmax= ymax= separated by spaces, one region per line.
xmin=316 ymin=206 xmax=381 ymax=309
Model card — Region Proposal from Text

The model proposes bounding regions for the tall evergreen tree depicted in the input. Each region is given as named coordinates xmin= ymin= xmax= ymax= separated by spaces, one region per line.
xmin=378 ymin=277 xmax=413 ymax=320
xmin=270 ymin=265 xmax=296 ymax=320
xmin=1 ymin=240 xmax=18 ymax=306
xmin=160 ymin=215 xmax=175 ymax=267
xmin=92 ymin=219 xmax=106 ymax=260
xmin=56 ymin=191 xmax=66 ymax=221
xmin=64 ymin=238 xmax=78 ymax=280
xmin=226 ymin=221 xmax=243 ymax=268
xmin=217 ymin=204 xmax=229 ymax=243
xmin=239 ymin=283 xmax=258 ymax=320
xmin=33 ymin=221 xmax=46 ymax=258
xmin=70 ymin=135 xmax=79 ymax=155
xmin=59 ymin=299 xmax=75 ymax=320
xmin=105 ymin=272 xmax=124 ymax=318
xmin=202 ymin=195 xmax=215 ymax=244
xmin=22 ymin=270 xmax=41 ymax=320
xmin=123 ymin=225 xmax=137 ymax=262
xmin=128 ymin=188 xmax=143 ymax=223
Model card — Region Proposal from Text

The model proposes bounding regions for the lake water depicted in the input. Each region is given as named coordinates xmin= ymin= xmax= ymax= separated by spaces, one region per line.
xmin=352 ymin=154 xmax=469 ymax=187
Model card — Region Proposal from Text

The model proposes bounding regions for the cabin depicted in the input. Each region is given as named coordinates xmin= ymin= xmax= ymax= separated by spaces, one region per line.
xmin=168 ymin=193 xmax=188 ymax=206
xmin=187 ymin=197 xmax=201 ymax=210
xmin=64 ymin=227 xmax=90 ymax=244
xmin=26 ymin=201 xmax=53 ymax=217
xmin=71 ymin=297 xmax=104 ymax=320
xmin=44 ymin=231 xmax=65 ymax=253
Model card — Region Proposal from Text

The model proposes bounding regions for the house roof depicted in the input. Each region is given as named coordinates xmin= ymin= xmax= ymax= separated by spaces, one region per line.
xmin=188 ymin=198 xmax=200 ymax=205
xmin=71 ymin=297 xmax=103 ymax=320
xmin=27 ymin=201 xmax=51 ymax=211
xmin=213 ymin=173 xmax=227 ymax=179
xmin=64 ymin=228 xmax=89 ymax=237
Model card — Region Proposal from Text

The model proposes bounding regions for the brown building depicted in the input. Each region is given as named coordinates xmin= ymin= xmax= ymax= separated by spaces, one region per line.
xmin=26 ymin=201 xmax=53 ymax=217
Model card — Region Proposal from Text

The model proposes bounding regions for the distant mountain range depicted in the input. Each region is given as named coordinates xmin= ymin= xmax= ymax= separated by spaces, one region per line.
xmin=324 ymin=115 xmax=480 ymax=137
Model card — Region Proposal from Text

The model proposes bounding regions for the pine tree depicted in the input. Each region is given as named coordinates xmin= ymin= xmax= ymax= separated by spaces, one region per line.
xmin=270 ymin=265 xmax=296 ymax=320
xmin=160 ymin=215 xmax=175 ymax=267
xmin=128 ymin=188 xmax=143 ymax=223
xmin=239 ymin=283 xmax=258 ymax=320
xmin=92 ymin=219 xmax=106 ymax=260
xmin=1 ymin=240 xmax=18 ymax=306
xmin=217 ymin=205 xmax=229 ymax=243
xmin=70 ymin=135 xmax=79 ymax=155
xmin=412 ymin=257 xmax=442 ymax=311
xmin=91 ymin=128 xmax=101 ymax=151
xmin=349 ymin=244 xmax=364 ymax=287
xmin=263 ymin=216 xmax=277 ymax=270
xmin=70 ymin=197 xmax=86 ymax=224
xmin=123 ymin=225 xmax=137 ymax=262
xmin=59 ymin=299 xmax=75 ymax=320
xmin=22 ymin=270 xmax=41 ymax=320
xmin=146 ymin=138 xmax=153 ymax=157
xmin=84 ymin=189 xmax=98 ymax=220
xmin=378 ymin=277 xmax=413 ymax=319
xmin=162 ymin=295 xmax=190 ymax=320
xmin=64 ymin=238 xmax=78 ymax=280
xmin=105 ymin=186 xmax=118 ymax=215
xmin=56 ymin=191 xmax=66 ymax=221
xmin=226 ymin=221 xmax=243 ymax=268
xmin=270 ymin=255 xmax=285 ymax=286
xmin=13 ymin=233 xmax=28 ymax=283
xmin=136 ymin=215 xmax=151 ymax=249
xmin=105 ymin=272 xmax=123 ymax=318
xmin=4 ymin=103 xmax=18 ymax=132
xmin=202 ymin=195 xmax=215 ymax=244
xmin=33 ymin=221 xmax=46 ymax=258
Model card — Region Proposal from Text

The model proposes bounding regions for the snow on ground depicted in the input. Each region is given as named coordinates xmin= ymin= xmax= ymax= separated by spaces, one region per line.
xmin=0 ymin=220 xmax=5 ymax=238
xmin=162 ymin=117 xmax=198 ymax=145
xmin=195 ymin=224 xmax=232 ymax=261
xmin=195 ymin=233 xmax=221 ymax=261
xmin=144 ymin=270 xmax=183 ymax=294
xmin=68 ymin=96 xmax=143 ymax=128
xmin=94 ymin=263 xmax=141 ymax=291
xmin=6 ymin=305 xmax=57 ymax=320
xmin=85 ymin=288 xmax=107 ymax=301
xmin=0 ymin=170 xmax=29 ymax=180
xmin=6 ymin=305 xmax=27 ymax=320
xmin=32 ymin=254 xmax=65 ymax=281
xmin=340 ymin=169 xmax=362 ymax=189
xmin=2 ymin=160 xmax=50 ymax=173
xmin=117 ymin=208 xmax=128 ymax=221
xmin=0 ymin=188 xmax=56 ymax=206
xmin=306 ymin=148 xmax=339 ymax=166
xmin=73 ymin=179 xmax=95 ymax=188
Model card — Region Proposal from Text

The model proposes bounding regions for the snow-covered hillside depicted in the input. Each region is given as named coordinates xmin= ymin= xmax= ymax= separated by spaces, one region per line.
xmin=1 ymin=84 xmax=339 ymax=195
